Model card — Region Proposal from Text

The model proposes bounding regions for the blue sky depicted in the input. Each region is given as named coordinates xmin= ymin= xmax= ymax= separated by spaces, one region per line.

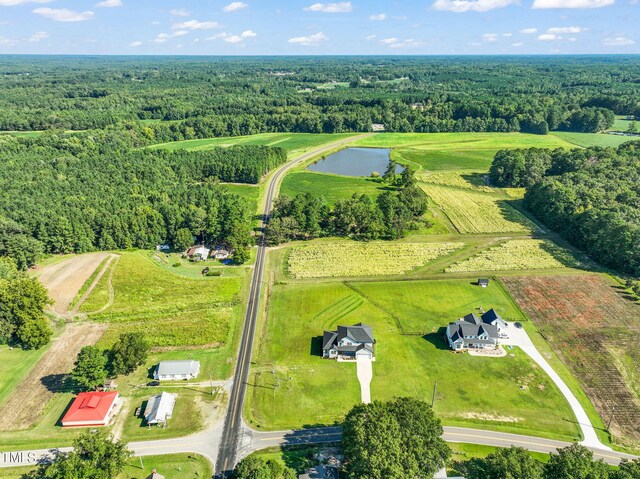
xmin=0 ymin=0 xmax=638 ymax=54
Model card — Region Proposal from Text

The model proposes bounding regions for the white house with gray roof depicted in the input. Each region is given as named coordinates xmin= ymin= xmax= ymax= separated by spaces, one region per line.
xmin=153 ymin=360 xmax=200 ymax=381
xmin=322 ymin=323 xmax=375 ymax=360
xmin=144 ymin=392 xmax=176 ymax=425
xmin=446 ymin=309 xmax=507 ymax=351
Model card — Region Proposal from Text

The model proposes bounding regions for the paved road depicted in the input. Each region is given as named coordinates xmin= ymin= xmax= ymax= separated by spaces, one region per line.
xmin=214 ymin=134 xmax=372 ymax=478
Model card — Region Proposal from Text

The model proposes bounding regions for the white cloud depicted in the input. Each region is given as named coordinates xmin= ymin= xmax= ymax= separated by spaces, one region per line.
xmin=32 ymin=7 xmax=94 ymax=22
xmin=482 ymin=33 xmax=499 ymax=41
xmin=388 ymin=38 xmax=424 ymax=48
xmin=512 ymin=42 xmax=524 ymax=46
xmin=154 ymin=30 xmax=188 ymax=43
xmin=547 ymin=26 xmax=584 ymax=33
xmin=532 ymin=0 xmax=614 ymax=8
xmin=432 ymin=0 xmax=518 ymax=12
xmin=169 ymin=8 xmax=189 ymax=17
xmin=0 ymin=35 xmax=18 ymax=45
xmin=603 ymin=35 xmax=635 ymax=46
xmin=365 ymin=34 xmax=376 ymax=40
xmin=288 ymin=32 xmax=328 ymax=45
xmin=95 ymin=0 xmax=121 ymax=7
xmin=223 ymin=1 xmax=248 ymax=12
xmin=172 ymin=19 xmax=219 ymax=30
xmin=206 ymin=32 xmax=229 ymax=40
xmin=129 ymin=40 xmax=142 ymax=47
xmin=304 ymin=2 xmax=353 ymax=13
xmin=538 ymin=33 xmax=561 ymax=40
xmin=0 ymin=0 xmax=50 ymax=5
xmin=521 ymin=27 xmax=538 ymax=33
xmin=502 ymin=32 xmax=512 ymax=36
xmin=381 ymin=37 xmax=399 ymax=44
xmin=208 ymin=30 xmax=257 ymax=44
xmin=369 ymin=13 xmax=386 ymax=20
xmin=28 ymin=31 xmax=48 ymax=42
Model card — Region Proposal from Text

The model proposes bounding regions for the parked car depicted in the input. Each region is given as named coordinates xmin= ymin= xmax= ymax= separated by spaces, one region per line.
xmin=514 ymin=322 xmax=523 ymax=329
xmin=147 ymin=381 xmax=160 ymax=387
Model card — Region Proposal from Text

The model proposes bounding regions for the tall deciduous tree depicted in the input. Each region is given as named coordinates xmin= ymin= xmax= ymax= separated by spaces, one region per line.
xmin=342 ymin=397 xmax=450 ymax=479
xmin=109 ymin=333 xmax=148 ymax=375
xmin=71 ymin=346 xmax=108 ymax=391
xmin=27 ymin=430 xmax=131 ymax=479
xmin=544 ymin=444 xmax=611 ymax=479
xmin=463 ymin=446 xmax=543 ymax=479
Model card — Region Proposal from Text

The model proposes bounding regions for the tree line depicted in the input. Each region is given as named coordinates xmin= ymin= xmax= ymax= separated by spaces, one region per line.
xmin=0 ymin=56 xmax=635 ymax=138
xmin=489 ymin=141 xmax=640 ymax=276
xmin=266 ymin=168 xmax=428 ymax=244
xmin=0 ymin=135 xmax=287 ymax=269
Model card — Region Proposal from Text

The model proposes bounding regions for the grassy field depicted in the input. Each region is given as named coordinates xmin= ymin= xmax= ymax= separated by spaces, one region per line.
xmin=502 ymin=275 xmax=640 ymax=449
xmin=610 ymin=116 xmax=634 ymax=132
xmin=550 ymin=132 xmax=634 ymax=148
xmin=119 ymin=386 xmax=222 ymax=442
xmin=446 ymin=239 xmax=585 ymax=273
xmin=280 ymin=171 xmax=392 ymax=204
xmin=148 ymin=132 xmax=356 ymax=157
xmin=422 ymin=184 xmax=536 ymax=234
xmin=118 ymin=454 xmax=213 ymax=479
xmin=246 ymin=279 xmax=580 ymax=441
xmin=353 ymin=133 xmax=574 ymax=171
xmin=79 ymin=251 xmax=247 ymax=379
xmin=0 ymin=346 xmax=49 ymax=410
xmin=287 ymin=241 xmax=464 ymax=278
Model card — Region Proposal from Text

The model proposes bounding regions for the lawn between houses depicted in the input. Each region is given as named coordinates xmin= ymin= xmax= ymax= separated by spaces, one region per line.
xmin=245 ymin=278 xmax=581 ymax=442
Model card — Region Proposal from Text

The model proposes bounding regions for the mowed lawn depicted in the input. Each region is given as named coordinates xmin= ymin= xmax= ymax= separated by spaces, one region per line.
xmin=148 ymin=133 xmax=357 ymax=157
xmin=80 ymin=251 xmax=247 ymax=378
xmin=0 ymin=346 xmax=48 ymax=409
xmin=353 ymin=133 xmax=574 ymax=171
xmin=550 ymin=132 xmax=634 ymax=148
xmin=280 ymin=171 xmax=394 ymax=204
xmin=246 ymin=280 xmax=581 ymax=441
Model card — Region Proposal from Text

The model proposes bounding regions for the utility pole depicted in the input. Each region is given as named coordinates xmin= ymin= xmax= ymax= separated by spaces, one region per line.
xmin=210 ymin=372 xmax=214 ymax=396
xmin=139 ymin=456 xmax=144 ymax=470
xmin=431 ymin=381 xmax=437 ymax=408
xmin=607 ymin=404 xmax=616 ymax=430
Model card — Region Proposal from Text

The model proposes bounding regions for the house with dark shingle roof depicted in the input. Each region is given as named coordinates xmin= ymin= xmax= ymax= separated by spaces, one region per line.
xmin=322 ymin=323 xmax=375 ymax=360
xmin=445 ymin=309 xmax=507 ymax=351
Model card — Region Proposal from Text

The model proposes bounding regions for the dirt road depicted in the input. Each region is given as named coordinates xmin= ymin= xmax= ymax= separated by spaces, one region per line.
xmin=0 ymin=322 xmax=106 ymax=431
xmin=36 ymin=253 xmax=111 ymax=315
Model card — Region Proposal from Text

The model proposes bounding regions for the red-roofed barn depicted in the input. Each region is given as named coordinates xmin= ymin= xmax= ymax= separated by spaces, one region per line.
xmin=61 ymin=391 xmax=119 ymax=427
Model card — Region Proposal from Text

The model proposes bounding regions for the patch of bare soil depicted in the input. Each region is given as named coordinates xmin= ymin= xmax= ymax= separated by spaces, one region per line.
xmin=36 ymin=253 xmax=111 ymax=315
xmin=0 ymin=322 xmax=106 ymax=431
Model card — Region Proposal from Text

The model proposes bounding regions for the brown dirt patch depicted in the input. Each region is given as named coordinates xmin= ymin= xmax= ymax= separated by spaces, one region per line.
xmin=0 ymin=322 xmax=106 ymax=431
xmin=36 ymin=253 xmax=111 ymax=315
xmin=502 ymin=274 xmax=640 ymax=447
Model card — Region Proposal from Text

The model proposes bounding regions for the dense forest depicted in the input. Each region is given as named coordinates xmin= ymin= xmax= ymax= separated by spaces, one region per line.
xmin=1 ymin=56 xmax=638 ymax=138
xmin=0 ymin=134 xmax=287 ymax=268
xmin=489 ymin=141 xmax=640 ymax=276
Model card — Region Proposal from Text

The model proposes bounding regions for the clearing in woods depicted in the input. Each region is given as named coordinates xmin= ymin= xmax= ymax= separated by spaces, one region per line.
xmin=501 ymin=275 xmax=640 ymax=449
xmin=0 ymin=322 xmax=106 ymax=431
xmin=33 ymin=252 xmax=113 ymax=315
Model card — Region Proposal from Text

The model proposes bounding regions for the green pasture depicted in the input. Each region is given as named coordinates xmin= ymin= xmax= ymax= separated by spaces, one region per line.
xmin=353 ymin=133 xmax=574 ymax=172
xmin=223 ymin=183 xmax=260 ymax=204
xmin=148 ymin=133 xmax=357 ymax=157
xmin=280 ymin=171 xmax=393 ymax=204
xmin=550 ymin=132 xmax=634 ymax=148
xmin=0 ymin=346 xmax=48 ymax=410
xmin=80 ymin=251 xmax=246 ymax=375
xmin=246 ymin=280 xmax=581 ymax=441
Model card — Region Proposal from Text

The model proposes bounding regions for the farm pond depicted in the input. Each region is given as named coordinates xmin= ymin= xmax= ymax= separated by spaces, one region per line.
xmin=307 ymin=148 xmax=403 ymax=177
